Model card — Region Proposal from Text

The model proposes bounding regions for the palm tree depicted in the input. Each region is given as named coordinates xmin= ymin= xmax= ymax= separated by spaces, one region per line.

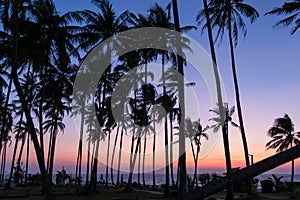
xmin=183 ymin=118 xmax=209 ymax=187
xmin=6 ymin=68 xmax=35 ymax=188
xmin=266 ymin=114 xmax=300 ymax=183
xmin=42 ymin=68 xmax=71 ymax=183
xmin=199 ymin=0 xmax=259 ymax=172
xmin=124 ymin=83 xmax=156 ymax=192
xmin=72 ymin=1 xmax=130 ymax=191
xmin=266 ymin=0 xmax=300 ymax=35
xmin=210 ymin=103 xmax=239 ymax=199
xmin=171 ymin=0 xmax=188 ymax=197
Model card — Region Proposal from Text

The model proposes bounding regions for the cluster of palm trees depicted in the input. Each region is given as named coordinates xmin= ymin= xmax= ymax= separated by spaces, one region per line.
xmin=0 ymin=0 xmax=299 ymax=199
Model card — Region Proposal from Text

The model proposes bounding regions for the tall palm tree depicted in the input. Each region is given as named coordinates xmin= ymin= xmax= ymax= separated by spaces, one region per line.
xmin=210 ymin=103 xmax=239 ymax=199
xmin=266 ymin=0 xmax=300 ymax=35
xmin=171 ymin=0 xmax=188 ymax=198
xmin=72 ymin=1 xmax=130 ymax=191
xmin=42 ymin=68 xmax=71 ymax=183
xmin=266 ymin=114 xmax=300 ymax=183
xmin=198 ymin=0 xmax=259 ymax=171
xmin=124 ymin=83 xmax=156 ymax=192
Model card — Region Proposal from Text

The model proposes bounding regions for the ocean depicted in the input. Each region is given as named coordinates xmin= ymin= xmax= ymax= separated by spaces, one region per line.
xmin=3 ymin=172 xmax=300 ymax=190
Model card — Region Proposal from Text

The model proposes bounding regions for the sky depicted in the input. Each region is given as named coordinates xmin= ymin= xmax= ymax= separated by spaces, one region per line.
xmin=5 ymin=0 xmax=300 ymax=176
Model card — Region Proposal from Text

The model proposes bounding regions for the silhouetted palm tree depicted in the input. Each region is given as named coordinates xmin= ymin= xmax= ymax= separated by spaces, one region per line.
xmin=199 ymin=0 xmax=259 ymax=174
xmin=210 ymin=103 xmax=238 ymax=199
xmin=266 ymin=114 xmax=300 ymax=183
xmin=183 ymin=118 xmax=208 ymax=187
xmin=170 ymin=1 xmax=188 ymax=196
xmin=266 ymin=0 xmax=300 ymax=34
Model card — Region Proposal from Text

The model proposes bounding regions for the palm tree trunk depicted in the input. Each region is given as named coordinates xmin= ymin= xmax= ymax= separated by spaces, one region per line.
xmin=190 ymin=139 xmax=196 ymax=188
xmin=7 ymin=111 xmax=24 ymax=188
xmin=202 ymin=0 xmax=223 ymax=109
xmin=162 ymin=54 xmax=170 ymax=197
xmin=105 ymin=130 xmax=111 ymax=188
xmin=25 ymin=132 xmax=30 ymax=183
xmin=171 ymin=1 xmax=187 ymax=198
xmin=11 ymin=1 xmax=55 ymax=199
xmin=189 ymin=145 xmax=300 ymax=200
xmin=111 ymin=125 xmax=120 ymax=186
xmin=152 ymin=112 xmax=156 ymax=190
xmin=124 ymin=137 xmax=141 ymax=192
xmin=222 ymin=121 xmax=233 ymax=200
xmin=117 ymin=127 xmax=124 ymax=185
xmin=142 ymin=132 xmax=147 ymax=187
xmin=127 ymin=130 xmax=135 ymax=188
xmin=291 ymin=159 xmax=294 ymax=183
xmin=85 ymin=134 xmax=91 ymax=187
xmin=0 ymin=142 xmax=7 ymax=183
xmin=0 ymin=74 xmax=12 ymax=154
xmin=39 ymin=98 xmax=44 ymax=161
xmin=6 ymin=136 xmax=19 ymax=188
xmin=48 ymin=128 xmax=58 ymax=184
xmin=138 ymin=138 xmax=141 ymax=186
xmin=16 ymin=133 xmax=26 ymax=185
xmin=46 ymin=126 xmax=53 ymax=174
xmin=170 ymin=112 xmax=175 ymax=186
xmin=291 ymin=143 xmax=294 ymax=183
xmin=88 ymin=138 xmax=100 ymax=192
xmin=226 ymin=0 xmax=250 ymax=168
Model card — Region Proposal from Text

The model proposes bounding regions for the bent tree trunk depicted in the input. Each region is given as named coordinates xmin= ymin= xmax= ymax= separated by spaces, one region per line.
xmin=189 ymin=145 xmax=300 ymax=200
xmin=11 ymin=1 xmax=55 ymax=199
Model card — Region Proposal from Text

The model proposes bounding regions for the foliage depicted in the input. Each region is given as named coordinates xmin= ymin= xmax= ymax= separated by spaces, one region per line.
xmin=268 ymin=174 xmax=287 ymax=192
xmin=266 ymin=0 xmax=300 ymax=34
xmin=56 ymin=167 xmax=71 ymax=186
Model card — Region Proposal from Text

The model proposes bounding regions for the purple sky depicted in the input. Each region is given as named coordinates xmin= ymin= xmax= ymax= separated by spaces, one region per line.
xmin=19 ymin=0 xmax=300 ymax=175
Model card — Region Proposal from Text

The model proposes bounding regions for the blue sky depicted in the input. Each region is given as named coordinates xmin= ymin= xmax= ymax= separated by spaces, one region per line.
xmin=24 ymin=0 xmax=300 ymax=174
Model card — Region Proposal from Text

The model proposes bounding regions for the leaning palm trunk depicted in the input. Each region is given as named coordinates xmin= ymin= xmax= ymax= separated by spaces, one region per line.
xmin=11 ymin=1 xmax=55 ymax=199
xmin=46 ymin=126 xmax=53 ymax=173
xmin=189 ymin=145 xmax=300 ymax=200
xmin=25 ymin=132 xmax=30 ymax=183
